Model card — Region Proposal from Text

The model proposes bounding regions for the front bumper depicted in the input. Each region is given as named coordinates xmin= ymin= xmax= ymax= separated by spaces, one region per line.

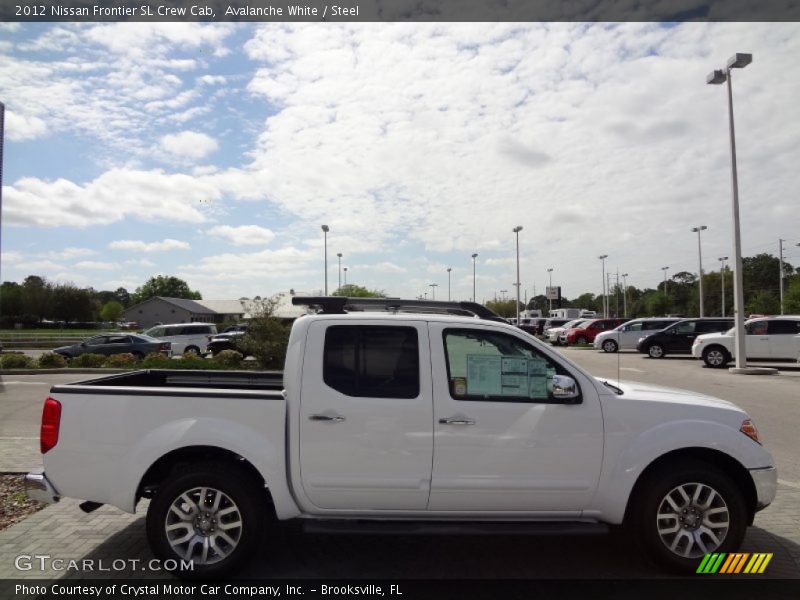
xmin=25 ymin=469 xmax=60 ymax=505
xmin=750 ymin=466 xmax=777 ymax=511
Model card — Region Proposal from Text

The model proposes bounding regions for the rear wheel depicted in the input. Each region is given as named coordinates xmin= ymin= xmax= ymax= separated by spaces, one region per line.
xmin=184 ymin=346 xmax=201 ymax=357
xmin=648 ymin=344 xmax=665 ymax=358
xmin=702 ymin=346 xmax=730 ymax=368
xmin=602 ymin=339 xmax=619 ymax=353
xmin=628 ymin=460 xmax=747 ymax=572
xmin=575 ymin=335 xmax=588 ymax=345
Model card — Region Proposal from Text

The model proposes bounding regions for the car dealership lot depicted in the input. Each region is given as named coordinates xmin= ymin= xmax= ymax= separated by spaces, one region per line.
xmin=0 ymin=361 xmax=798 ymax=580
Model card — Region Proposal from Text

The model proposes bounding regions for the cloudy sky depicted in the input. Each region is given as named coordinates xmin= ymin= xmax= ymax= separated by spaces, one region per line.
xmin=1 ymin=21 xmax=799 ymax=303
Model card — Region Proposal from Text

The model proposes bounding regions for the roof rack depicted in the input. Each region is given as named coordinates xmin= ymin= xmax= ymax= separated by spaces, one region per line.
xmin=291 ymin=296 xmax=507 ymax=322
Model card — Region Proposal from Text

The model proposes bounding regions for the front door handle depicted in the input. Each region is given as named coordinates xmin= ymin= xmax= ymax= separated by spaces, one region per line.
xmin=309 ymin=414 xmax=346 ymax=422
xmin=439 ymin=417 xmax=476 ymax=426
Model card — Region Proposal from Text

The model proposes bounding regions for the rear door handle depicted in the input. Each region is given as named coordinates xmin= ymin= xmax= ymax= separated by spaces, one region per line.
xmin=309 ymin=414 xmax=346 ymax=422
xmin=439 ymin=417 xmax=476 ymax=426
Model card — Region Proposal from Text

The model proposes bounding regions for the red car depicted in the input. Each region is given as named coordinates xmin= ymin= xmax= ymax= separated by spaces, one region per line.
xmin=559 ymin=318 xmax=628 ymax=345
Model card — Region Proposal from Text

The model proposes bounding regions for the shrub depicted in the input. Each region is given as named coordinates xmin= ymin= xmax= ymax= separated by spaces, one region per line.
xmin=142 ymin=352 xmax=171 ymax=367
xmin=37 ymin=353 xmax=68 ymax=368
xmin=212 ymin=349 xmax=243 ymax=368
xmin=104 ymin=353 xmax=138 ymax=368
xmin=0 ymin=353 xmax=35 ymax=369
xmin=69 ymin=353 xmax=107 ymax=368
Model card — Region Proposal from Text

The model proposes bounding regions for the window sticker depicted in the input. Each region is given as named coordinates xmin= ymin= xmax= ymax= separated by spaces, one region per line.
xmin=466 ymin=355 xmax=503 ymax=396
xmin=452 ymin=377 xmax=467 ymax=397
xmin=466 ymin=354 xmax=554 ymax=399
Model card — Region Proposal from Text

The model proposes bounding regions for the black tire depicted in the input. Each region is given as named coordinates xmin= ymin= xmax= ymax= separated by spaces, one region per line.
xmin=146 ymin=462 xmax=265 ymax=580
xmin=601 ymin=339 xmax=618 ymax=353
xmin=628 ymin=459 xmax=748 ymax=573
xmin=703 ymin=346 xmax=730 ymax=369
xmin=648 ymin=344 xmax=665 ymax=359
xmin=575 ymin=335 xmax=588 ymax=345
xmin=184 ymin=346 xmax=201 ymax=356
xmin=131 ymin=351 xmax=144 ymax=360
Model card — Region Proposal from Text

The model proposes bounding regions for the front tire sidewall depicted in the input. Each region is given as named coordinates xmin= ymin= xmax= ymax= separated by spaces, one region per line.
xmin=648 ymin=344 xmax=665 ymax=358
xmin=146 ymin=464 xmax=264 ymax=580
xmin=631 ymin=461 xmax=748 ymax=573
xmin=602 ymin=340 xmax=618 ymax=353
xmin=703 ymin=347 xmax=730 ymax=369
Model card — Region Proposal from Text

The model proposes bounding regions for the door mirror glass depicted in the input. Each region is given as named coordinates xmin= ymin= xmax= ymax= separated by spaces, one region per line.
xmin=551 ymin=375 xmax=580 ymax=402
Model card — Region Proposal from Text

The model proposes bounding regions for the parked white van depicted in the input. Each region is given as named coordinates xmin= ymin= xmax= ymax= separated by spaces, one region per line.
xmin=143 ymin=323 xmax=217 ymax=356
xmin=593 ymin=317 xmax=682 ymax=353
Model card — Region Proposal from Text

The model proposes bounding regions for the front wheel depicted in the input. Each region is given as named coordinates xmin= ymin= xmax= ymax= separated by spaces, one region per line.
xmin=575 ymin=335 xmax=588 ymax=345
xmin=703 ymin=346 xmax=730 ymax=368
xmin=602 ymin=339 xmax=619 ymax=353
xmin=146 ymin=463 xmax=265 ymax=580
xmin=648 ymin=344 xmax=665 ymax=358
xmin=629 ymin=460 xmax=747 ymax=572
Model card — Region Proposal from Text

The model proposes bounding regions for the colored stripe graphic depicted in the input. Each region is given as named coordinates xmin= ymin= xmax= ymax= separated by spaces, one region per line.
xmin=697 ymin=553 xmax=773 ymax=574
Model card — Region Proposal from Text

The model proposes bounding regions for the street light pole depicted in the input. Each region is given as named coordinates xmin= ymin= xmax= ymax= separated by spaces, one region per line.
xmin=337 ymin=253 xmax=342 ymax=292
xmin=621 ymin=273 xmax=628 ymax=318
xmin=343 ymin=267 xmax=348 ymax=287
xmin=718 ymin=257 xmax=729 ymax=317
xmin=547 ymin=268 xmax=554 ymax=314
xmin=321 ymin=225 xmax=330 ymax=295
xmin=430 ymin=283 xmax=438 ymax=300
xmin=661 ymin=266 xmax=669 ymax=299
xmin=708 ymin=53 xmax=751 ymax=370
xmin=598 ymin=255 xmax=608 ymax=317
xmin=779 ymin=239 xmax=785 ymax=315
xmin=447 ymin=268 xmax=452 ymax=301
xmin=691 ymin=225 xmax=708 ymax=317
xmin=471 ymin=253 xmax=478 ymax=302
xmin=513 ymin=226 xmax=523 ymax=326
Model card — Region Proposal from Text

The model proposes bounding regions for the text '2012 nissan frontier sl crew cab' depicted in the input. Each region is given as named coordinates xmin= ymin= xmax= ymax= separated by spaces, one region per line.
xmin=26 ymin=297 xmax=777 ymax=579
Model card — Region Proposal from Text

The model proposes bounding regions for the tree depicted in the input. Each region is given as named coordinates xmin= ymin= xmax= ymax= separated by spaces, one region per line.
xmin=332 ymin=284 xmax=385 ymax=298
xmin=51 ymin=283 xmax=94 ymax=322
xmin=100 ymin=300 xmax=125 ymax=322
xmin=784 ymin=278 xmax=800 ymax=314
xmin=0 ymin=281 xmax=24 ymax=322
xmin=746 ymin=290 xmax=780 ymax=316
xmin=132 ymin=276 xmax=202 ymax=304
xmin=21 ymin=275 xmax=52 ymax=322
xmin=485 ymin=299 xmax=517 ymax=318
xmin=645 ymin=292 xmax=670 ymax=316
xmin=239 ymin=295 xmax=292 ymax=370
xmin=114 ymin=287 xmax=132 ymax=307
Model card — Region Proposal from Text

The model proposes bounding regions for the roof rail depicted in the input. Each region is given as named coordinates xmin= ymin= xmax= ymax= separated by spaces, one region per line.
xmin=291 ymin=296 xmax=507 ymax=322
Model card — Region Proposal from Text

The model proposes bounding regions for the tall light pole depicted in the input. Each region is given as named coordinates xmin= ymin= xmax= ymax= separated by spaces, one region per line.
xmin=779 ymin=239 xmax=785 ymax=315
xmin=321 ymin=225 xmax=330 ymax=295
xmin=337 ymin=253 xmax=343 ymax=292
xmin=708 ymin=52 xmax=752 ymax=370
xmin=500 ymin=289 xmax=508 ymax=302
xmin=513 ymin=226 xmax=523 ymax=326
xmin=547 ymin=268 xmax=554 ymax=314
xmin=718 ymin=257 xmax=728 ymax=317
xmin=621 ymin=273 xmax=629 ymax=318
xmin=661 ymin=266 xmax=669 ymax=298
xmin=598 ymin=255 xmax=608 ymax=317
xmin=471 ymin=253 xmax=478 ymax=302
xmin=446 ymin=268 xmax=452 ymax=301
xmin=691 ymin=225 xmax=708 ymax=317
xmin=343 ymin=267 xmax=348 ymax=287
xmin=429 ymin=283 xmax=438 ymax=300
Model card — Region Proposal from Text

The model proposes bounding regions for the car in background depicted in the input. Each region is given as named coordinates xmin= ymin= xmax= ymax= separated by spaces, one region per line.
xmin=692 ymin=316 xmax=800 ymax=368
xmin=545 ymin=318 xmax=587 ymax=345
xmin=559 ymin=318 xmax=628 ymax=346
xmin=636 ymin=318 xmax=734 ymax=358
xmin=593 ymin=317 xmax=683 ymax=353
xmin=143 ymin=323 xmax=217 ymax=356
xmin=222 ymin=323 xmax=249 ymax=334
xmin=206 ymin=331 xmax=250 ymax=357
xmin=54 ymin=333 xmax=170 ymax=359
xmin=518 ymin=317 xmax=548 ymax=336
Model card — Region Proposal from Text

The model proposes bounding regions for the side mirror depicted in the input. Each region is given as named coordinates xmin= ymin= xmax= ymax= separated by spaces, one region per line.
xmin=551 ymin=375 xmax=580 ymax=403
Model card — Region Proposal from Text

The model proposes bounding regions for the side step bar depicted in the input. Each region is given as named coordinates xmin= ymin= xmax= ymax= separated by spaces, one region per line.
xmin=303 ymin=520 xmax=609 ymax=536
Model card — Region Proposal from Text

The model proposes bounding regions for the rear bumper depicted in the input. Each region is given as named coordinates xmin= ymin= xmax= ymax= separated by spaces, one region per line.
xmin=25 ymin=469 xmax=60 ymax=505
xmin=750 ymin=466 xmax=777 ymax=511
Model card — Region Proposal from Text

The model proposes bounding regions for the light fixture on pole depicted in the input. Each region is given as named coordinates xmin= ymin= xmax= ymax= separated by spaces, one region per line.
xmin=718 ymin=257 xmax=729 ymax=317
xmin=500 ymin=289 xmax=508 ymax=302
xmin=513 ymin=226 xmax=523 ymax=326
xmin=707 ymin=52 xmax=752 ymax=370
xmin=661 ymin=266 xmax=670 ymax=298
xmin=343 ymin=266 xmax=348 ymax=287
xmin=446 ymin=268 xmax=452 ymax=301
xmin=598 ymin=255 xmax=608 ymax=317
xmin=321 ymin=225 xmax=330 ymax=295
xmin=691 ymin=225 xmax=708 ymax=317
xmin=547 ymin=268 xmax=554 ymax=314
xmin=621 ymin=273 xmax=629 ymax=318
xmin=429 ymin=283 xmax=438 ymax=300
xmin=337 ymin=253 xmax=343 ymax=292
xmin=471 ymin=253 xmax=478 ymax=302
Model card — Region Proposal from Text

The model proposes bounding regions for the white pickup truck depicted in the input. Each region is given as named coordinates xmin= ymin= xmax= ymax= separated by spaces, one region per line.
xmin=26 ymin=297 xmax=777 ymax=579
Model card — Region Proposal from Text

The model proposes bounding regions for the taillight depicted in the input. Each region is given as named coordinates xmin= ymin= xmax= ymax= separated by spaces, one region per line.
xmin=41 ymin=397 xmax=62 ymax=454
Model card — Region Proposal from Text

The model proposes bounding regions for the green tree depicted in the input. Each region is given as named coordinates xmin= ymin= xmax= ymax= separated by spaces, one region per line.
xmin=240 ymin=295 xmax=292 ymax=370
xmin=746 ymin=290 xmax=780 ymax=316
xmin=645 ymin=292 xmax=670 ymax=316
xmin=114 ymin=287 xmax=132 ymax=307
xmin=485 ymin=299 xmax=517 ymax=318
xmin=784 ymin=278 xmax=800 ymax=314
xmin=132 ymin=276 xmax=202 ymax=304
xmin=51 ymin=283 xmax=94 ymax=322
xmin=21 ymin=275 xmax=53 ymax=322
xmin=332 ymin=284 xmax=385 ymax=298
xmin=100 ymin=300 xmax=125 ymax=322
xmin=0 ymin=281 xmax=24 ymax=321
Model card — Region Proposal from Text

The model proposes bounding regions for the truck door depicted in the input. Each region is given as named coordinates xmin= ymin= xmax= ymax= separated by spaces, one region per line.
xmin=427 ymin=323 xmax=604 ymax=513
xmin=298 ymin=320 xmax=433 ymax=510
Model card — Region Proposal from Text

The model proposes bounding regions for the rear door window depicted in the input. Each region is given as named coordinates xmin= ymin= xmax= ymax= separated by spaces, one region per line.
xmin=767 ymin=320 xmax=800 ymax=334
xmin=672 ymin=321 xmax=697 ymax=334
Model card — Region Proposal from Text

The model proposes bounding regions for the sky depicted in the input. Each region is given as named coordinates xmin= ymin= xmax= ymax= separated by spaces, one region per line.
xmin=1 ymin=21 xmax=799 ymax=304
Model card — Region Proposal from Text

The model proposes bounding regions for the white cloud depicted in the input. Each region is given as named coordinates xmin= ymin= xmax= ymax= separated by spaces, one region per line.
xmin=74 ymin=261 xmax=118 ymax=270
xmin=4 ymin=111 xmax=48 ymax=141
xmin=198 ymin=75 xmax=227 ymax=86
xmin=207 ymin=225 xmax=276 ymax=246
xmin=109 ymin=239 xmax=191 ymax=252
xmin=44 ymin=247 xmax=98 ymax=260
xmin=160 ymin=130 xmax=219 ymax=160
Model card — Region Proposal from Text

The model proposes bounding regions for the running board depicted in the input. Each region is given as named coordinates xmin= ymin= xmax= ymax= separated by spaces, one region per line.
xmin=302 ymin=520 xmax=609 ymax=536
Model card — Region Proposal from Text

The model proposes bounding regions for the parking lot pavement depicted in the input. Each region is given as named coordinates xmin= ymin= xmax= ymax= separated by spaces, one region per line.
xmin=0 ymin=366 xmax=798 ymax=581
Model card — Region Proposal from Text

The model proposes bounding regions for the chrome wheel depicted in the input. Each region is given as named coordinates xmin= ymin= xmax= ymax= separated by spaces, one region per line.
xmin=656 ymin=482 xmax=729 ymax=559
xmin=602 ymin=340 xmax=618 ymax=353
xmin=164 ymin=487 xmax=243 ymax=565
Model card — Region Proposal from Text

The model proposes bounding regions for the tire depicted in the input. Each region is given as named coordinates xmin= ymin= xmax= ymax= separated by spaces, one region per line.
xmin=146 ymin=462 xmax=265 ymax=580
xmin=184 ymin=346 xmax=201 ymax=357
xmin=703 ymin=346 xmax=730 ymax=369
xmin=575 ymin=336 xmax=588 ymax=345
xmin=131 ymin=351 xmax=144 ymax=360
xmin=602 ymin=339 xmax=619 ymax=353
xmin=628 ymin=460 xmax=748 ymax=573
xmin=648 ymin=344 xmax=665 ymax=359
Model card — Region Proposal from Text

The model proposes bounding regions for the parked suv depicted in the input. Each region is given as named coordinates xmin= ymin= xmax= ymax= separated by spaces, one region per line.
xmin=518 ymin=317 xmax=548 ymax=336
xmin=593 ymin=318 xmax=682 ymax=353
xmin=143 ymin=323 xmax=218 ymax=356
xmin=692 ymin=316 xmax=800 ymax=368
xmin=559 ymin=318 xmax=628 ymax=346
xmin=545 ymin=318 xmax=586 ymax=345
xmin=636 ymin=318 xmax=734 ymax=358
